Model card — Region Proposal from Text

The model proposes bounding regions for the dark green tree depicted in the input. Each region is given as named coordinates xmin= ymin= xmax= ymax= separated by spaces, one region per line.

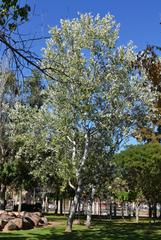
xmin=115 ymin=143 xmax=161 ymax=221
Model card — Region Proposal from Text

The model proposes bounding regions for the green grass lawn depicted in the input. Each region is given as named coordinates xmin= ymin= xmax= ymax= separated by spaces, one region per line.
xmin=0 ymin=215 xmax=161 ymax=240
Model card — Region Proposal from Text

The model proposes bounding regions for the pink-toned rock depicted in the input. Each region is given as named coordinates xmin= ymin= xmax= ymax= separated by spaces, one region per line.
xmin=0 ymin=210 xmax=6 ymax=215
xmin=22 ymin=217 xmax=34 ymax=230
xmin=0 ymin=219 xmax=8 ymax=230
xmin=12 ymin=218 xmax=23 ymax=229
xmin=24 ymin=213 xmax=41 ymax=226
xmin=39 ymin=216 xmax=48 ymax=225
xmin=19 ymin=211 xmax=27 ymax=217
xmin=3 ymin=222 xmax=19 ymax=231
xmin=7 ymin=212 xmax=17 ymax=218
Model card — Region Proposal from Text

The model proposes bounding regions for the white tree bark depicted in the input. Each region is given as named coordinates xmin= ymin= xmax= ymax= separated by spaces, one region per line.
xmin=66 ymin=132 xmax=89 ymax=232
xmin=85 ymin=186 xmax=95 ymax=228
xmin=135 ymin=202 xmax=140 ymax=223
xmin=66 ymin=179 xmax=82 ymax=232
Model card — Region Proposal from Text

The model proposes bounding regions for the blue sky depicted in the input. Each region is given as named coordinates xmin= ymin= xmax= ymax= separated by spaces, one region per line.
xmin=24 ymin=0 xmax=161 ymax=54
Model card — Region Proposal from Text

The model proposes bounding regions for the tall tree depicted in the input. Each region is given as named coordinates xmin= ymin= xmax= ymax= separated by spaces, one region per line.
xmin=42 ymin=13 xmax=157 ymax=232
xmin=135 ymin=46 xmax=161 ymax=142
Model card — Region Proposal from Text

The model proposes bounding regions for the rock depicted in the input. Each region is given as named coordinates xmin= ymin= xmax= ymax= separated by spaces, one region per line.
xmin=28 ymin=215 xmax=40 ymax=226
xmin=19 ymin=211 xmax=27 ymax=217
xmin=3 ymin=222 xmax=19 ymax=231
xmin=11 ymin=218 xmax=23 ymax=229
xmin=22 ymin=217 xmax=34 ymax=230
xmin=34 ymin=212 xmax=42 ymax=217
xmin=0 ymin=214 xmax=14 ymax=222
xmin=0 ymin=219 xmax=8 ymax=230
xmin=24 ymin=213 xmax=40 ymax=226
xmin=7 ymin=212 xmax=17 ymax=218
xmin=0 ymin=213 xmax=10 ymax=219
xmin=0 ymin=210 xmax=6 ymax=215
xmin=39 ymin=216 xmax=48 ymax=225
xmin=0 ymin=211 xmax=44 ymax=230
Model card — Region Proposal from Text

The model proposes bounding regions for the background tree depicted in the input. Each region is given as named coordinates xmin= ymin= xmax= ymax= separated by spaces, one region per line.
xmin=115 ymin=143 xmax=161 ymax=222
xmin=134 ymin=46 xmax=161 ymax=142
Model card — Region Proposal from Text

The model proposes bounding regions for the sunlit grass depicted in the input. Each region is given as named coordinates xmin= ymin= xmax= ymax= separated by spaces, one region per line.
xmin=0 ymin=215 xmax=161 ymax=240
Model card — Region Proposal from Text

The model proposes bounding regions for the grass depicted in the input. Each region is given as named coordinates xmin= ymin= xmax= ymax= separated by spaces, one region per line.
xmin=0 ymin=215 xmax=161 ymax=240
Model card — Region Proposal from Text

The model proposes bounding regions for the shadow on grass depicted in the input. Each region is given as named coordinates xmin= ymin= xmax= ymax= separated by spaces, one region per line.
xmin=0 ymin=219 xmax=161 ymax=240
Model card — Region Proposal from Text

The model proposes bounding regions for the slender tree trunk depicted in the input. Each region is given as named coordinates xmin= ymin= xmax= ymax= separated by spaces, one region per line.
xmin=66 ymin=179 xmax=82 ymax=232
xmin=110 ymin=202 xmax=112 ymax=219
xmin=63 ymin=198 xmax=66 ymax=215
xmin=121 ymin=202 xmax=124 ymax=220
xmin=135 ymin=203 xmax=139 ymax=223
xmin=42 ymin=192 xmax=46 ymax=213
xmin=85 ymin=186 xmax=95 ymax=228
xmin=60 ymin=197 xmax=63 ymax=215
xmin=33 ymin=188 xmax=36 ymax=204
xmin=128 ymin=203 xmax=131 ymax=219
xmin=132 ymin=202 xmax=135 ymax=217
xmin=0 ymin=184 xmax=6 ymax=210
xmin=66 ymin=132 xmax=89 ymax=232
xmin=153 ymin=203 xmax=157 ymax=221
xmin=159 ymin=203 xmax=161 ymax=218
xmin=55 ymin=194 xmax=59 ymax=214
xmin=45 ymin=196 xmax=49 ymax=213
xmin=76 ymin=199 xmax=81 ymax=224
xmin=18 ymin=189 xmax=22 ymax=213
xmin=113 ymin=202 xmax=117 ymax=218
xmin=99 ymin=198 xmax=102 ymax=216
xmin=149 ymin=203 xmax=152 ymax=223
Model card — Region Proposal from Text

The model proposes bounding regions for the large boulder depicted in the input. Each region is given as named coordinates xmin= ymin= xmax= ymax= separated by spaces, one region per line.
xmin=0 ymin=213 xmax=12 ymax=219
xmin=22 ymin=217 xmax=34 ymax=230
xmin=34 ymin=211 xmax=42 ymax=217
xmin=6 ymin=212 xmax=17 ymax=218
xmin=19 ymin=211 xmax=27 ymax=217
xmin=24 ymin=213 xmax=41 ymax=226
xmin=0 ymin=211 xmax=15 ymax=230
xmin=2 ymin=217 xmax=34 ymax=231
xmin=12 ymin=218 xmax=23 ymax=229
xmin=0 ymin=211 xmax=46 ymax=231
xmin=0 ymin=219 xmax=8 ymax=230
xmin=3 ymin=218 xmax=23 ymax=231
xmin=0 ymin=210 xmax=6 ymax=215
xmin=3 ymin=221 xmax=19 ymax=231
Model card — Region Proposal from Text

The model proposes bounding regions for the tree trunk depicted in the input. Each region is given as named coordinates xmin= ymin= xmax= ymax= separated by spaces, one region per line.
xmin=149 ymin=203 xmax=152 ymax=222
xmin=0 ymin=184 xmax=6 ymax=210
xmin=99 ymin=198 xmax=102 ymax=216
xmin=45 ymin=196 xmax=49 ymax=213
xmin=33 ymin=188 xmax=36 ymax=204
xmin=66 ymin=132 xmax=89 ymax=232
xmin=66 ymin=180 xmax=82 ymax=232
xmin=159 ymin=204 xmax=161 ymax=218
xmin=55 ymin=195 xmax=59 ymax=214
xmin=153 ymin=203 xmax=157 ymax=221
xmin=128 ymin=203 xmax=131 ymax=219
xmin=60 ymin=198 xmax=63 ymax=215
xmin=135 ymin=203 xmax=139 ymax=223
xmin=42 ymin=192 xmax=46 ymax=213
xmin=113 ymin=202 xmax=117 ymax=218
xmin=76 ymin=199 xmax=81 ymax=224
xmin=110 ymin=202 xmax=112 ymax=219
xmin=121 ymin=202 xmax=124 ymax=220
xmin=85 ymin=186 xmax=95 ymax=228
xmin=18 ymin=189 xmax=22 ymax=213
